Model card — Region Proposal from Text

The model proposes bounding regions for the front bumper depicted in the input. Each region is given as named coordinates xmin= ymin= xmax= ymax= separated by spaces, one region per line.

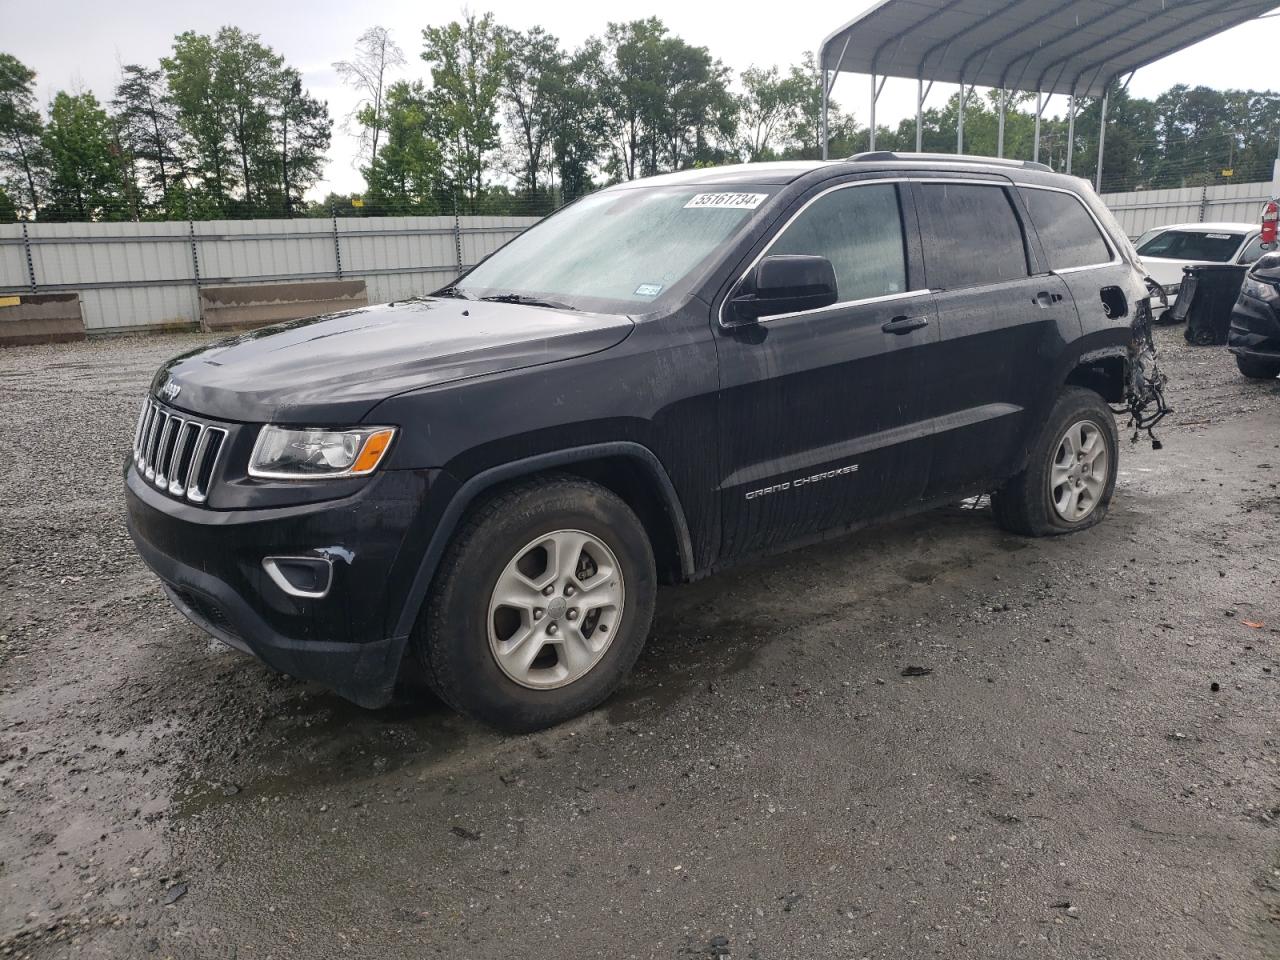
xmin=1228 ymin=295 xmax=1280 ymax=359
xmin=124 ymin=461 xmax=436 ymax=707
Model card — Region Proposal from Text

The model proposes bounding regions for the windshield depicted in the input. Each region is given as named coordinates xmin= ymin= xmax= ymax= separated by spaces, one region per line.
xmin=454 ymin=185 xmax=777 ymax=313
xmin=1137 ymin=229 xmax=1245 ymax=262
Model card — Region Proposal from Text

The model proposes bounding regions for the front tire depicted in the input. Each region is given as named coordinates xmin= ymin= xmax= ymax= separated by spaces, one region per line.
xmin=992 ymin=387 xmax=1119 ymax=537
xmin=416 ymin=476 xmax=656 ymax=732
xmin=1235 ymin=354 xmax=1280 ymax=379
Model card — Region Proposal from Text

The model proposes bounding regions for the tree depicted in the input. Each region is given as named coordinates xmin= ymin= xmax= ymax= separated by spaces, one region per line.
xmin=498 ymin=26 xmax=564 ymax=195
xmin=738 ymin=66 xmax=805 ymax=161
xmin=660 ymin=34 xmax=736 ymax=170
xmin=0 ymin=53 xmax=46 ymax=217
xmin=112 ymin=64 xmax=188 ymax=215
xmin=551 ymin=40 xmax=608 ymax=201
xmin=41 ymin=90 xmax=125 ymax=221
xmin=363 ymin=79 xmax=444 ymax=213
xmin=163 ymin=31 xmax=233 ymax=208
xmin=334 ymin=26 xmax=405 ymax=169
xmin=600 ymin=19 xmax=667 ymax=180
xmin=781 ymin=52 xmax=858 ymax=159
xmin=267 ymin=68 xmax=331 ymax=215
xmin=422 ymin=13 xmax=506 ymax=205
xmin=0 ymin=184 xmax=16 ymax=222
xmin=163 ymin=27 xmax=293 ymax=213
xmin=214 ymin=27 xmax=284 ymax=211
xmin=599 ymin=19 xmax=734 ymax=179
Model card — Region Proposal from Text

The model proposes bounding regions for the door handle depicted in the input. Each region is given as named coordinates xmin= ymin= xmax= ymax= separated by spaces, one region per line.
xmin=1034 ymin=290 xmax=1063 ymax=307
xmin=881 ymin=315 xmax=930 ymax=334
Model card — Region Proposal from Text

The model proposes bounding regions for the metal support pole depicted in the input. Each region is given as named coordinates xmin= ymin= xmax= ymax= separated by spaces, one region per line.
xmin=452 ymin=196 xmax=463 ymax=274
xmin=1033 ymin=92 xmax=1043 ymax=163
xmin=187 ymin=217 xmax=200 ymax=290
xmin=997 ymin=89 xmax=1007 ymax=158
xmin=957 ymin=82 xmax=965 ymax=154
xmin=20 ymin=221 xmax=36 ymax=293
xmin=1066 ymin=94 xmax=1076 ymax=175
xmin=1095 ymin=92 xmax=1109 ymax=191
xmin=820 ymin=65 xmax=829 ymax=160
xmin=869 ymin=73 xmax=877 ymax=151
xmin=331 ymin=205 xmax=343 ymax=279
xmin=916 ymin=79 xmax=924 ymax=152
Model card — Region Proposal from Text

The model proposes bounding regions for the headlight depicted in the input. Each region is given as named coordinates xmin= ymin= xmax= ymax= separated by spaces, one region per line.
xmin=248 ymin=425 xmax=396 ymax=479
xmin=1242 ymin=276 xmax=1280 ymax=303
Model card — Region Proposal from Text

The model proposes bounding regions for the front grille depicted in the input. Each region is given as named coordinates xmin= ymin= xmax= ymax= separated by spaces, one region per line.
xmin=132 ymin=398 xmax=228 ymax=504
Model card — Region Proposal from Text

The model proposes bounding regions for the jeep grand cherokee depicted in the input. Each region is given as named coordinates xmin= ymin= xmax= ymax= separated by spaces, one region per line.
xmin=125 ymin=153 xmax=1164 ymax=731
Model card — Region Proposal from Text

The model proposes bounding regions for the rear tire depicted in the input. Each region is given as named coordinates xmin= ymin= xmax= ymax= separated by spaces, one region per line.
xmin=1235 ymin=354 xmax=1280 ymax=380
xmin=991 ymin=387 xmax=1119 ymax=537
xmin=416 ymin=476 xmax=656 ymax=732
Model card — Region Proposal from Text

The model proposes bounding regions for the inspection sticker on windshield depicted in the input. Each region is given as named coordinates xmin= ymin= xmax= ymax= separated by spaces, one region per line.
xmin=634 ymin=283 xmax=663 ymax=297
xmin=684 ymin=192 xmax=767 ymax=210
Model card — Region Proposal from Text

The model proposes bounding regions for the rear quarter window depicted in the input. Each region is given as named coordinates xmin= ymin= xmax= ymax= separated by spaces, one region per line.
xmin=915 ymin=183 xmax=1029 ymax=289
xmin=1019 ymin=187 xmax=1113 ymax=270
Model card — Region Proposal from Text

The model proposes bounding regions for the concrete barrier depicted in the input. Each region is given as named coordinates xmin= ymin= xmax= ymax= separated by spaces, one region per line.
xmin=199 ymin=280 xmax=369 ymax=332
xmin=0 ymin=293 xmax=86 ymax=346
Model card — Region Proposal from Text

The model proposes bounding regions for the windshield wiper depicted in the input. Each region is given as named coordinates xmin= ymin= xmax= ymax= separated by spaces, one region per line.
xmin=478 ymin=293 xmax=579 ymax=311
xmin=434 ymin=285 xmax=475 ymax=300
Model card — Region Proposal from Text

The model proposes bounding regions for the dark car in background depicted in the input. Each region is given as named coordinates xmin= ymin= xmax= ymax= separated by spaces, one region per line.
xmin=125 ymin=153 xmax=1164 ymax=731
xmin=1230 ymin=251 xmax=1280 ymax=379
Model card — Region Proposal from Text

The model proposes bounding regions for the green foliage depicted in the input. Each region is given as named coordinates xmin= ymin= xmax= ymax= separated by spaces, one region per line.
xmin=599 ymin=19 xmax=736 ymax=180
xmin=163 ymin=27 xmax=330 ymax=216
xmin=112 ymin=64 xmax=188 ymax=217
xmin=422 ymin=13 xmax=507 ymax=206
xmin=0 ymin=53 xmax=46 ymax=217
xmin=363 ymin=80 xmax=446 ymax=214
xmin=41 ymin=91 xmax=126 ymax=221
xmin=498 ymin=26 xmax=565 ymax=194
xmin=0 ymin=184 xmax=17 ymax=222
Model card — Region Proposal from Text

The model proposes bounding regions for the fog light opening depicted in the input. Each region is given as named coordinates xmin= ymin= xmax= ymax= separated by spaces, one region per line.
xmin=262 ymin=556 xmax=334 ymax=599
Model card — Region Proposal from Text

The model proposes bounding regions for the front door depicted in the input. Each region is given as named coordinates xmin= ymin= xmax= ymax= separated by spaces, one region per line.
xmin=714 ymin=180 xmax=939 ymax=560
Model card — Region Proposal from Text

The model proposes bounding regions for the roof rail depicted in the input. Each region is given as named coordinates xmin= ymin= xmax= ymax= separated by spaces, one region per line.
xmin=847 ymin=151 xmax=1053 ymax=173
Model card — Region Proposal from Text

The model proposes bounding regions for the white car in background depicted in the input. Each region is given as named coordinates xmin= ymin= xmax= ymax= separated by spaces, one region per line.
xmin=1134 ymin=222 xmax=1264 ymax=302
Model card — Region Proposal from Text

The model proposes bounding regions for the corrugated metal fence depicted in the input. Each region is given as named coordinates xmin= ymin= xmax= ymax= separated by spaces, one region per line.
xmin=1100 ymin=181 xmax=1275 ymax=238
xmin=0 ymin=214 xmax=538 ymax=334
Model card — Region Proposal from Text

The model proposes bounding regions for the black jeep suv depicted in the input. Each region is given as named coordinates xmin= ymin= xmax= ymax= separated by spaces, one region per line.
xmin=125 ymin=153 xmax=1162 ymax=731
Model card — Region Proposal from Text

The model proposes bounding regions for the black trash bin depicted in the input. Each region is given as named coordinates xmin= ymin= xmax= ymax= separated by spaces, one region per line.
xmin=1170 ymin=263 xmax=1249 ymax=345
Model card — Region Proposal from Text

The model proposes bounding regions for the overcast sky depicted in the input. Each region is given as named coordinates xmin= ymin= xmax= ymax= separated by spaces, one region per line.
xmin=7 ymin=0 xmax=1280 ymax=199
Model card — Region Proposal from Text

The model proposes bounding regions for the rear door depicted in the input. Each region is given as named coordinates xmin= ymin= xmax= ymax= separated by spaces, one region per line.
xmin=1016 ymin=183 xmax=1130 ymax=338
xmin=714 ymin=179 xmax=939 ymax=559
xmin=911 ymin=178 xmax=1076 ymax=499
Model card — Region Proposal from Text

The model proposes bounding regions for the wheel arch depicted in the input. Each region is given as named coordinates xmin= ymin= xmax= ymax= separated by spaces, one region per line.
xmin=391 ymin=442 xmax=695 ymax=641
xmin=1063 ymin=347 xmax=1128 ymax=404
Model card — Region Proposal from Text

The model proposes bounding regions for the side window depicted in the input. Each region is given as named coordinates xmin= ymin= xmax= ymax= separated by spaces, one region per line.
xmin=1019 ymin=187 xmax=1113 ymax=270
xmin=769 ymin=184 xmax=907 ymax=304
xmin=1238 ymin=235 xmax=1266 ymax=264
xmin=915 ymin=183 xmax=1029 ymax=289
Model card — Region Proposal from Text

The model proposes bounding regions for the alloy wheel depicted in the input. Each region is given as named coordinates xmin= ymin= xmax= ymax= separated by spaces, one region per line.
xmin=487 ymin=529 xmax=625 ymax=690
xmin=1049 ymin=420 xmax=1108 ymax=523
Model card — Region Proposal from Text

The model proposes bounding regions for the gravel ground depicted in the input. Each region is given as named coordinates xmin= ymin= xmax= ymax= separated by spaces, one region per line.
xmin=0 ymin=326 xmax=1278 ymax=960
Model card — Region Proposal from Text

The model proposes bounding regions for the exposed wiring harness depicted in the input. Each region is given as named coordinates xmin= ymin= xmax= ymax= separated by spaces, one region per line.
xmin=1111 ymin=277 xmax=1170 ymax=449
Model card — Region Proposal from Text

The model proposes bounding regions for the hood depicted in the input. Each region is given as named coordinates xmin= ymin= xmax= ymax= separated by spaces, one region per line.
xmin=154 ymin=297 xmax=634 ymax=424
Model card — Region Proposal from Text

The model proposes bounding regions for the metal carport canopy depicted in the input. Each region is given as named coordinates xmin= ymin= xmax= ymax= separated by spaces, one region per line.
xmin=819 ymin=0 xmax=1280 ymax=181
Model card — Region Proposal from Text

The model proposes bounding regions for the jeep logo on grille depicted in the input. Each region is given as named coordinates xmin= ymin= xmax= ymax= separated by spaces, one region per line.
xmin=159 ymin=379 xmax=181 ymax=402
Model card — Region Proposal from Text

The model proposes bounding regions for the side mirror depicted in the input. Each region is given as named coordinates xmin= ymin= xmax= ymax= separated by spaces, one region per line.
xmin=727 ymin=255 xmax=838 ymax=324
